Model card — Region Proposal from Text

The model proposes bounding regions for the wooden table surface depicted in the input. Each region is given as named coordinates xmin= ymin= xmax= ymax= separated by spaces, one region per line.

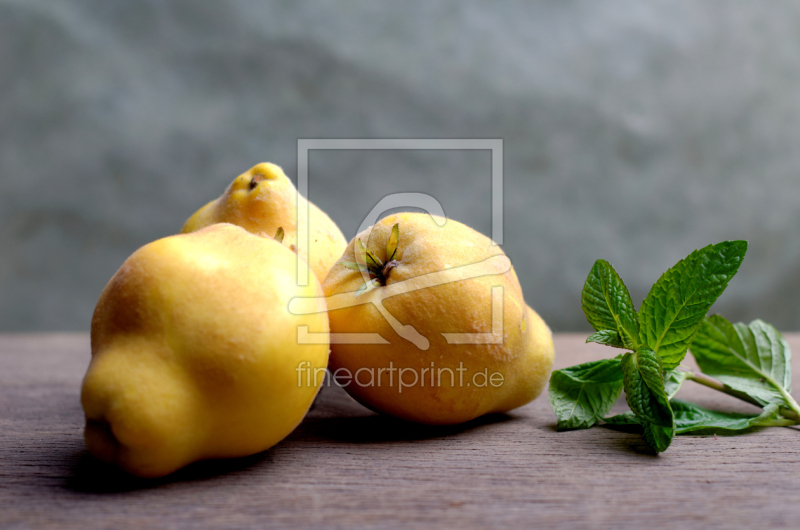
xmin=1 ymin=333 xmax=799 ymax=529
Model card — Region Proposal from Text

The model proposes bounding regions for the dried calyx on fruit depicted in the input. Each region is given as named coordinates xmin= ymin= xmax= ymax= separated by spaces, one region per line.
xmin=340 ymin=223 xmax=400 ymax=297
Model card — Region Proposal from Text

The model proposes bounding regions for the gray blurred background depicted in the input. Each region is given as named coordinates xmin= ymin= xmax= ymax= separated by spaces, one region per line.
xmin=3 ymin=0 xmax=800 ymax=332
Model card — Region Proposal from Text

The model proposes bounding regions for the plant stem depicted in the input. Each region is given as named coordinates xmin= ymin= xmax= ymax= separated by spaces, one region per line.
xmin=777 ymin=388 xmax=800 ymax=419
xmin=685 ymin=372 xmax=760 ymax=405
xmin=757 ymin=418 xmax=797 ymax=428
xmin=777 ymin=409 xmax=798 ymax=423
xmin=684 ymin=371 xmax=799 ymax=423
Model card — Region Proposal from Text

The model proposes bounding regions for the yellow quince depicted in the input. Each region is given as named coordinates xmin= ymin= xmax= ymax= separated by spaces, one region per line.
xmin=181 ymin=162 xmax=347 ymax=283
xmin=321 ymin=212 xmax=554 ymax=425
xmin=81 ymin=223 xmax=329 ymax=478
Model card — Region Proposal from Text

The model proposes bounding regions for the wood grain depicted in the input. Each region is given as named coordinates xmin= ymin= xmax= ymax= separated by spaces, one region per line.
xmin=1 ymin=333 xmax=799 ymax=529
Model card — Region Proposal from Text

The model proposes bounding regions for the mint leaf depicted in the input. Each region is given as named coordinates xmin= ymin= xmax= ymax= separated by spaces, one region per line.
xmin=548 ymin=359 xmax=624 ymax=430
xmin=690 ymin=315 xmax=795 ymax=408
xmin=620 ymin=348 xmax=672 ymax=427
xmin=638 ymin=241 xmax=747 ymax=370
xmin=581 ymin=260 xmax=640 ymax=349
xmin=671 ymin=400 xmax=780 ymax=433
xmin=586 ymin=330 xmax=625 ymax=348
xmin=603 ymin=412 xmax=640 ymax=426
xmin=603 ymin=368 xmax=685 ymax=425
xmin=605 ymin=400 xmax=777 ymax=436
xmin=664 ymin=369 xmax=687 ymax=400
xmin=643 ymin=421 xmax=675 ymax=452
xmin=602 ymin=414 xmax=676 ymax=452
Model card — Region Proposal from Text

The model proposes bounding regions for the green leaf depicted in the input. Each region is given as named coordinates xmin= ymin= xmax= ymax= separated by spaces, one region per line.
xmin=664 ymin=369 xmax=687 ymax=400
xmin=581 ymin=260 xmax=640 ymax=349
xmin=606 ymin=400 xmax=776 ymax=441
xmin=603 ymin=411 xmax=640 ymax=426
xmin=354 ymin=277 xmax=380 ymax=298
xmin=548 ymin=359 xmax=624 ymax=430
xmin=690 ymin=315 xmax=794 ymax=408
xmin=604 ymin=412 xmax=675 ymax=453
xmin=340 ymin=260 xmax=371 ymax=272
xmin=273 ymin=227 xmax=285 ymax=243
xmin=643 ymin=421 xmax=674 ymax=452
xmin=638 ymin=240 xmax=748 ymax=370
xmin=670 ymin=400 xmax=780 ymax=434
xmin=620 ymin=348 xmax=673 ymax=427
xmin=602 ymin=415 xmax=675 ymax=453
xmin=586 ymin=330 xmax=626 ymax=349
xmin=386 ymin=223 xmax=400 ymax=262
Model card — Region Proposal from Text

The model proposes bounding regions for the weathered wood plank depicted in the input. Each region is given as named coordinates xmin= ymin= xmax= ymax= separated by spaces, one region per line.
xmin=1 ymin=333 xmax=798 ymax=528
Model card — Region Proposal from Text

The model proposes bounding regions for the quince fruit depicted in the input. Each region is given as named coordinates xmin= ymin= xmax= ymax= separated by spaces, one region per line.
xmin=181 ymin=162 xmax=347 ymax=283
xmin=321 ymin=212 xmax=554 ymax=425
xmin=81 ymin=223 xmax=329 ymax=478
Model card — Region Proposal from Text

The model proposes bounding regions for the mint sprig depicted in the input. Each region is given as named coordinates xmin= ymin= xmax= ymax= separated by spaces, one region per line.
xmin=550 ymin=240 xmax=800 ymax=453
